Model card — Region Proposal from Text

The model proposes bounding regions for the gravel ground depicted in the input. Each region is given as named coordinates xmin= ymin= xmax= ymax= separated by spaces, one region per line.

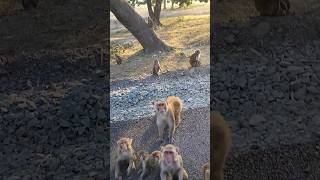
xmin=110 ymin=66 xmax=210 ymax=122
xmin=0 ymin=50 xmax=109 ymax=180
xmin=225 ymin=143 xmax=320 ymax=180
xmin=110 ymin=107 xmax=210 ymax=180
xmin=211 ymin=7 xmax=320 ymax=179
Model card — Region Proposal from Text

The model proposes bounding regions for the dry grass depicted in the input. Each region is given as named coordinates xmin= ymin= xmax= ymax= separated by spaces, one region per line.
xmin=110 ymin=15 xmax=210 ymax=81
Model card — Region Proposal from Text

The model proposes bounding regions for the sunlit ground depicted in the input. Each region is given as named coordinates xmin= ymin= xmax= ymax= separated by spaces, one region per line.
xmin=110 ymin=4 xmax=210 ymax=82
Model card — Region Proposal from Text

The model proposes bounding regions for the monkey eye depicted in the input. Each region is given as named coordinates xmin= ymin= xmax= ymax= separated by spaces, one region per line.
xmin=164 ymin=151 xmax=173 ymax=154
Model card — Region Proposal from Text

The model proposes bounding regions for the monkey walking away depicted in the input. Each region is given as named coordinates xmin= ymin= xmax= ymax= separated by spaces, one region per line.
xmin=255 ymin=0 xmax=290 ymax=16
xmin=189 ymin=49 xmax=201 ymax=68
xmin=211 ymin=111 xmax=232 ymax=180
xmin=153 ymin=96 xmax=183 ymax=144
xmin=115 ymin=138 xmax=136 ymax=180
xmin=152 ymin=59 xmax=162 ymax=76
xmin=160 ymin=144 xmax=188 ymax=180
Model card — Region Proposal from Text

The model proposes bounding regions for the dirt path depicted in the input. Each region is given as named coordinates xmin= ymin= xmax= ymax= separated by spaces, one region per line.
xmin=110 ymin=107 xmax=210 ymax=180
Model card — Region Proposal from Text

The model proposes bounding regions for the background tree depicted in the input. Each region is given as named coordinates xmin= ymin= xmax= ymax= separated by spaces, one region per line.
xmin=111 ymin=0 xmax=170 ymax=53
xmin=146 ymin=0 xmax=163 ymax=27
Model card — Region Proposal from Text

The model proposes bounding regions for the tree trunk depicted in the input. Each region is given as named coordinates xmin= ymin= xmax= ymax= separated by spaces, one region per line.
xmin=154 ymin=0 xmax=163 ymax=26
xmin=171 ymin=0 xmax=175 ymax=9
xmin=163 ymin=0 xmax=166 ymax=9
xmin=110 ymin=0 xmax=170 ymax=53
xmin=146 ymin=0 xmax=155 ymax=20
xmin=146 ymin=0 xmax=162 ymax=27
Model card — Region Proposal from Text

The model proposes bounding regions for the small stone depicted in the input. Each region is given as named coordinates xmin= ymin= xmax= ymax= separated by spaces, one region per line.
xmin=224 ymin=34 xmax=235 ymax=44
xmin=249 ymin=114 xmax=266 ymax=127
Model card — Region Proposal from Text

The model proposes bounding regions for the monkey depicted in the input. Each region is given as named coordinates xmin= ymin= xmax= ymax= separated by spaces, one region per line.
xmin=211 ymin=111 xmax=232 ymax=180
xmin=152 ymin=96 xmax=183 ymax=144
xmin=22 ymin=0 xmax=39 ymax=10
xmin=254 ymin=0 xmax=290 ymax=16
xmin=202 ymin=163 xmax=210 ymax=180
xmin=115 ymin=54 xmax=123 ymax=65
xmin=136 ymin=150 xmax=162 ymax=180
xmin=115 ymin=137 xmax=136 ymax=180
xmin=159 ymin=144 xmax=188 ymax=180
xmin=189 ymin=49 xmax=201 ymax=68
xmin=152 ymin=59 xmax=162 ymax=76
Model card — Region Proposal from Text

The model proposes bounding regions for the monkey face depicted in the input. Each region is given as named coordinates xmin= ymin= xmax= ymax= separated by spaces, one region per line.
xmin=137 ymin=151 xmax=149 ymax=161
xmin=117 ymin=138 xmax=133 ymax=152
xmin=153 ymin=101 xmax=168 ymax=113
xmin=195 ymin=49 xmax=201 ymax=55
xmin=151 ymin=151 xmax=161 ymax=161
xmin=161 ymin=145 xmax=179 ymax=164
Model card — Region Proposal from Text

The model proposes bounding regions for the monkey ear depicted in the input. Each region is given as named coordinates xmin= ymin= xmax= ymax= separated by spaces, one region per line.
xmin=128 ymin=138 xmax=133 ymax=145
xmin=176 ymin=146 xmax=181 ymax=154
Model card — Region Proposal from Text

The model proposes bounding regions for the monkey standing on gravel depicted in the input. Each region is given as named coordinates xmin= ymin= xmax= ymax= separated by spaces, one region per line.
xmin=255 ymin=0 xmax=290 ymax=16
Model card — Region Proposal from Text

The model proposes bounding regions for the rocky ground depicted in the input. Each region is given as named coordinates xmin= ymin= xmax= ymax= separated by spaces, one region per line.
xmin=212 ymin=8 xmax=320 ymax=179
xmin=0 ymin=50 xmax=109 ymax=180
xmin=0 ymin=0 xmax=109 ymax=179
xmin=110 ymin=66 xmax=210 ymax=122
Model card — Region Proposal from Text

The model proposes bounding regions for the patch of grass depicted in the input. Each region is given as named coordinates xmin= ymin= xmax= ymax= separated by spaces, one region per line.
xmin=110 ymin=15 xmax=209 ymax=81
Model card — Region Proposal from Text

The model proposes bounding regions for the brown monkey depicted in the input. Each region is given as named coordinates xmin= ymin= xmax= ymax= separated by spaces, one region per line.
xmin=153 ymin=96 xmax=183 ymax=144
xmin=115 ymin=138 xmax=136 ymax=180
xmin=189 ymin=49 xmax=201 ymax=67
xmin=211 ymin=111 xmax=232 ymax=180
xmin=255 ymin=0 xmax=290 ymax=16
xmin=152 ymin=59 xmax=162 ymax=76
xmin=115 ymin=54 xmax=123 ymax=65
xmin=22 ymin=0 xmax=39 ymax=10
xmin=202 ymin=163 xmax=210 ymax=180
xmin=160 ymin=144 xmax=188 ymax=180
xmin=136 ymin=150 xmax=162 ymax=180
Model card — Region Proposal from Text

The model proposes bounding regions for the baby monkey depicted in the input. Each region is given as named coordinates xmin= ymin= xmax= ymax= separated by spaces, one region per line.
xmin=153 ymin=59 xmax=162 ymax=76
xmin=189 ymin=49 xmax=201 ymax=67
xmin=115 ymin=137 xmax=136 ymax=180
xmin=160 ymin=144 xmax=188 ymax=180
xmin=255 ymin=0 xmax=290 ymax=16
xmin=211 ymin=111 xmax=232 ymax=180
xmin=153 ymin=96 xmax=183 ymax=144
xmin=136 ymin=150 xmax=161 ymax=180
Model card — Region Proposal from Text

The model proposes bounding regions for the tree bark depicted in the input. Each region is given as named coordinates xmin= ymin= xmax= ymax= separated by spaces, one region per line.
xmin=146 ymin=0 xmax=162 ymax=27
xmin=146 ymin=0 xmax=155 ymax=20
xmin=154 ymin=0 xmax=163 ymax=26
xmin=110 ymin=0 xmax=170 ymax=53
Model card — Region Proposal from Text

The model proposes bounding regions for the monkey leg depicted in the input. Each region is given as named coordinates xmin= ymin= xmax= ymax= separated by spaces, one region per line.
xmin=127 ymin=159 xmax=135 ymax=175
xmin=157 ymin=121 xmax=165 ymax=143
xmin=115 ymin=161 xmax=120 ymax=179
xmin=168 ymin=123 xmax=176 ymax=144
xmin=160 ymin=171 xmax=168 ymax=180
